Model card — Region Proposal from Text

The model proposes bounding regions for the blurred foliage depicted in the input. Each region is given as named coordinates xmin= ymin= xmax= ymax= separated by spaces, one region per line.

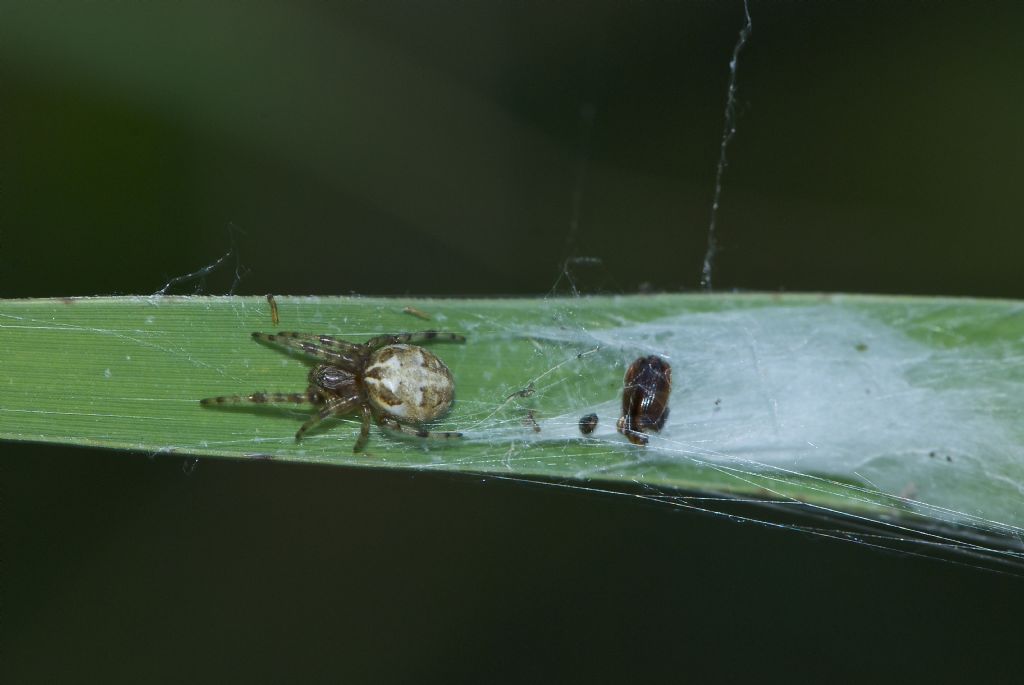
xmin=2 ymin=2 xmax=1022 ymax=300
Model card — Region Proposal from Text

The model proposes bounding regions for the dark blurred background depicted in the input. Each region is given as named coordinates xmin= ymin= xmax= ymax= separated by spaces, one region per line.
xmin=3 ymin=2 xmax=1023 ymax=681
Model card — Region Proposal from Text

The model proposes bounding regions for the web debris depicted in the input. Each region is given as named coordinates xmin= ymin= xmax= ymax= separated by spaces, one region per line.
xmin=551 ymin=256 xmax=605 ymax=298
xmin=701 ymin=0 xmax=753 ymax=291
xmin=154 ymin=223 xmax=248 ymax=296
xmin=549 ymin=102 xmax=606 ymax=299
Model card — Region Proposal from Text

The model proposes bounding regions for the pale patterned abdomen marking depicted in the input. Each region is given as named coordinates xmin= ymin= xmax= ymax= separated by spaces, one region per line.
xmin=364 ymin=344 xmax=454 ymax=422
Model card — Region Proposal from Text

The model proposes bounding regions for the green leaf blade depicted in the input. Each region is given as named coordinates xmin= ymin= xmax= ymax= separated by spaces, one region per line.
xmin=3 ymin=293 xmax=1023 ymax=539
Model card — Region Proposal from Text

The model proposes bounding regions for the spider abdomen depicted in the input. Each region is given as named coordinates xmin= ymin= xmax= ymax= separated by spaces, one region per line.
xmin=363 ymin=344 xmax=455 ymax=423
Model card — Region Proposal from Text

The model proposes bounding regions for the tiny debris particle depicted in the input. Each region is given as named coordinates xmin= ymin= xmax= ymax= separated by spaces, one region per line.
xmin=267 ymin=294 xmax=280 ymax=325
xmin=855 ymin=342 xmax=869 ymax=352
xmin=244 ymin=453 xmax=275 ymax=461
xmin=946 ymin=455 xmax=953 ymax=462
xmin=929 ymin=451 xmax=937 ymax=458
xmin=506 ymin=382 xmax=536 ymax=400
xmin=578 ymin=413 xmax=599 ymax=435
xmin=403 ymin=306 xmax=432 ymax=321
xmin=898 ymin=482 xmax=918 ymax=499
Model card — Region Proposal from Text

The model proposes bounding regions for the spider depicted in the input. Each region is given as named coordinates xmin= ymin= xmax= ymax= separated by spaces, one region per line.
xmin=200 ymin=330 xmax=466 ymax=452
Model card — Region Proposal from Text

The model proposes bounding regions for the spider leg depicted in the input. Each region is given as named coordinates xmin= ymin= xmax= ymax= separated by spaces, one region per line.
xmin=353 ymin=404 xmax=373 ymax=453
xmin=252 ymin=332 xmax=360 ymax=367
xmin=295 ymin=394 xmax=361 ymax=441
xmin=364 ymin=331 xmax=466 ymax=350
xmin=200 ymin=390 xmax=320 ymax=406
xmin=377 ymin=414 xmax=463 ymax=441
xmin=266 ymin=331 xmax=365 ymax=354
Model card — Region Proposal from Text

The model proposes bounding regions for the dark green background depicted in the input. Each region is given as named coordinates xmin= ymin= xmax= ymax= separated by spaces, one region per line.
xmin=4 ymin=2 xmax=1023 ymax=681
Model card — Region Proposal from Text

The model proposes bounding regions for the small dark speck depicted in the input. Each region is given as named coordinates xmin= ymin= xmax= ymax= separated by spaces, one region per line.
xmin=855 ymin=342 xmax=869 ymax=352
xmin=929 ymin=451 xmax=936 ymax=458
xmin=579 ymin=413 xmax=599 ymax=435
xmin=946 ymin=455 xmax=953 ymax=462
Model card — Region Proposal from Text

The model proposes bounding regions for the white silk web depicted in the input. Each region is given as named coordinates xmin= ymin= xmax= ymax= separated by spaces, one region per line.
xmin=435 ymin=0 xmax=1024 ymax=574
xmin=440 ymin=300 xmax=1024 ymax=574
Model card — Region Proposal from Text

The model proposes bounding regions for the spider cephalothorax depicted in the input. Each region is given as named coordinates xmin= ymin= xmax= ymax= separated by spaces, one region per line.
xmin=200 ymin=330 xmax=465 ymax=452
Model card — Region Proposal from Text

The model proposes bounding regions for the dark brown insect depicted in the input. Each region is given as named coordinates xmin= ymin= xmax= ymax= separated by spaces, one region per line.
xmin=616 ymin=355 xmax=672 ymax=446
xmin=578 ymin=413 xmax=599 ymax=435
